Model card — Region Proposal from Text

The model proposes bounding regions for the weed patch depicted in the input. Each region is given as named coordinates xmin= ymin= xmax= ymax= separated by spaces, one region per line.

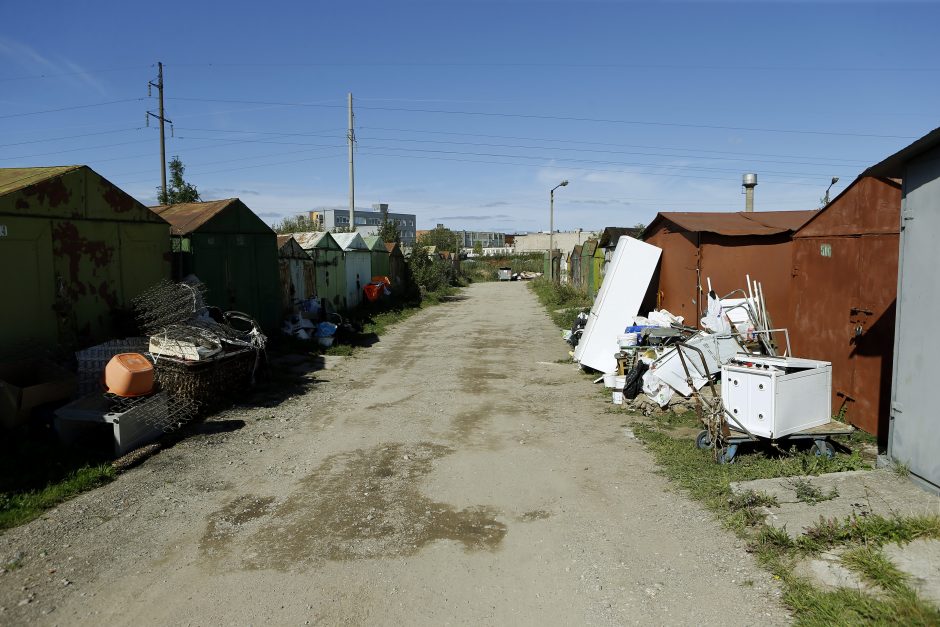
xmin=786 ymin=476 xmax=839 ymax=505
xmin=626 ymin=421 xmax=940 ymax=622
xmin=0 ymin=464 xmax=115 ymax=530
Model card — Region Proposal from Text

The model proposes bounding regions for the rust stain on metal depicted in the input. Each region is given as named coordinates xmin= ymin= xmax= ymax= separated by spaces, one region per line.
xmin=99 ymin=179 xmax=136 ymax=213
xmin=52 ymin=221 xmax=115 ymax=283
xmin=789 ymin=176 xmax=902 ymax=441
xmin=23 ymin=177 xmax=72 ymax=208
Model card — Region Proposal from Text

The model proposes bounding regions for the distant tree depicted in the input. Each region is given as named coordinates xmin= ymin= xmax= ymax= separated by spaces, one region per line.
xmin=472 ymin=241 xmax=483 ymax=256
xmin=273 ymin=214 xmax=319 ymax=234
xmin=157 ymin=156 xmax=200 ymax=205
xmin=626 ymin=222 xmax=647 ymax=239
xmin=416 ymin=225 xmax=458 ymax=252
xmin=377 ymin=215 xmax=401 ymax=244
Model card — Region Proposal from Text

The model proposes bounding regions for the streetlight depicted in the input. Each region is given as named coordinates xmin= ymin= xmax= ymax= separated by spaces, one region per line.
xmin=549 ymin=180 xmax=569 ymax=281
xmin=823 ymin=176 xmax=839 ymax=205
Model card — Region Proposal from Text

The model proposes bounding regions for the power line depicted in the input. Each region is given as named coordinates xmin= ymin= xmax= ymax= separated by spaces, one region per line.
xmin=356 ymin=149 xmax=828 ymax=187
xmin=356 ymin=134 xmax=863 ymax=169
xmin=164 ymin=61 xmax=940 ymax=73
xmin=358 ymin=125 xmax=873 ymax=164
xmin=352 ymin=142 xmax=845 ymax=179
xmin=0 ymin=127 xmax=143 ymax=148
xmin=170 ymin=123 xmax=870 ymax=166
xmin=167 ymin=96 xmax=916 ymax=139
xmin=0 ymin=97 xmax=146 ymax=120
xmin=0 ymin=138 xmax=155 ymax=161
xmin=0 ymin=65 xmax=151 ymax=82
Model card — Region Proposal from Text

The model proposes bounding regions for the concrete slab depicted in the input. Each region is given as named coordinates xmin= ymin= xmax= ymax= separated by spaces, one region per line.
xmin=792 ymin=550 xmax=872 ymax=594
xmin=731 ymin=469 xmax=940 ymax=538
xmin=884 ymin=539 xmax=940 ymax=607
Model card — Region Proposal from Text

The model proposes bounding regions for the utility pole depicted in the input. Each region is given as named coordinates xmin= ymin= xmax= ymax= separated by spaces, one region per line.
xmin=347 ymin=92 xmax=355 ymax=231
xmin=147 ymin=62 xmax=171 ymax=202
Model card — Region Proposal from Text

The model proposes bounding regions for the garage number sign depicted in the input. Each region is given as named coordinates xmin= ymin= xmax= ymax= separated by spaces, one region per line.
xmin=0 ymin=225 xmax=7 ymax=237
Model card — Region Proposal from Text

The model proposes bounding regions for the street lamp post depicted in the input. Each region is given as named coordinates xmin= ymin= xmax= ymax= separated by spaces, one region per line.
xmin=823 ymin=176 xmax=840 ymax=206
xmin=549 ymin=180 xmax=569 ymax=281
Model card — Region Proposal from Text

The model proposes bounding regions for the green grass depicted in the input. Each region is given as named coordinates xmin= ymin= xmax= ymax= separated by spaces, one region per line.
xmin=630 ymin=417 xmax=940 ymax=623
xmin=529 ymin=277 xmax=591 ymax=311
xmin=0 ymin=462 xmax=115 ymax=530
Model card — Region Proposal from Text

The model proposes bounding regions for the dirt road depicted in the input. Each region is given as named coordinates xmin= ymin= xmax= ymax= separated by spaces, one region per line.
xmin=0 ymin=282 xmax=788 ymax=625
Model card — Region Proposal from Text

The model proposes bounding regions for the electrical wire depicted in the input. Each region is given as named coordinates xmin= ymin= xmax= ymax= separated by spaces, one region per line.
xmin=0 ymin=138 xmax=153 ymax=161
xmin=356 ymin=134 xmax=861 ymax=169
xmin=167 ymin=96 xmax=916 ymax=139
xmin=357 ymin=125 xmax=873 ymax=164
xmin=352 ymin=142 xmax=844 ymax=179
xmin=0 ymin=97 xmax=146 ymax=119
xmin=0 ymin=127 xmax=144 ymax=148
xmin=355 ymin=149 xmax=828 ymax=186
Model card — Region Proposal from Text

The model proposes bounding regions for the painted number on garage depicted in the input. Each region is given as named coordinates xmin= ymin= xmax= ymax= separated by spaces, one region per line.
xmin=0 ymin=225 xmax=7 ymax=237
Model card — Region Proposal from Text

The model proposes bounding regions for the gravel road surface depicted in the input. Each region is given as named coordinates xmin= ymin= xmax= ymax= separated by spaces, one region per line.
xmin=0 ymin=282 xmax=788 ymax=625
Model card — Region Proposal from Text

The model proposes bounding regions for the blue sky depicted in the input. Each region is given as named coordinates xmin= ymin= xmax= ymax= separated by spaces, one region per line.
xmin=2 ymin=0 xmax=939 ymax=232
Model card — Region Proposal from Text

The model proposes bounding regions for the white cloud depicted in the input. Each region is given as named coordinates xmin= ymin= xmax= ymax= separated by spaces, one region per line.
xmin=0 ymin=37 xmax=110 ymax=97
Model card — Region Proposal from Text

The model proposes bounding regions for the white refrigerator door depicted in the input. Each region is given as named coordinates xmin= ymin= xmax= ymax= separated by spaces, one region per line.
xmin=574 ymin=236 xmax=662 ymax=373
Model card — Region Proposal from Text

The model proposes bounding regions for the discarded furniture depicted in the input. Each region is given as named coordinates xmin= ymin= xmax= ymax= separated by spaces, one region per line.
xmin=574 ymin=236 xmax=662 ymax=374
xmin=721 ymin=354 xmax=832 ymax=439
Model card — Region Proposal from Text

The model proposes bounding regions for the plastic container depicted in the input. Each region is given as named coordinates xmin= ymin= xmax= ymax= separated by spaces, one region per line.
xmin=612 ymin=390 xmax=624 ymax=405
xmin=617 ymin=333 xmax=639 ymax=348
xmin=614 ymin=375 xmax=627 ymax=389
xmin=104 ymin=353 xmax=154 ymax=398
xmin=603 ymin=373 xmax=617 ymax=388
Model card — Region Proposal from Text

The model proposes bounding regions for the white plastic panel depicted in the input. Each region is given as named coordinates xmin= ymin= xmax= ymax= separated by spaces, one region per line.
xmin=574 ymin=236 xmax=661 ymax=373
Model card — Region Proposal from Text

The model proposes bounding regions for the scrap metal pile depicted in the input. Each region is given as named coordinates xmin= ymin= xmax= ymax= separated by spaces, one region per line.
xmin=55 ymin=279 xmax=268 ymax=457
xmin=571 ymin=235 xmax=842 ymax=464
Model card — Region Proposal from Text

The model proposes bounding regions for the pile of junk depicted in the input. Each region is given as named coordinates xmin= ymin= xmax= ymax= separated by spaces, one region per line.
xmin=280 ymin=276 xmax=393 ymax=346
xmin=572 ymin=274 xmax=851 ymax=464
xmin=55 ymin=278 xmax=267 ymax=457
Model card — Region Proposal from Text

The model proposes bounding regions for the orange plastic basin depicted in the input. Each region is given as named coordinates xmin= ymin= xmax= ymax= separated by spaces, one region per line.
xmin=104 ymin=353 xmax=154 ymax=397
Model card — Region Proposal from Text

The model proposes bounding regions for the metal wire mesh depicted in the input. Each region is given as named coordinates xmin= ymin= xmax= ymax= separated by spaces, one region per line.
xmin=132 ymin=280 xmax=208 ymax=336
xmin=104 ymin=391 xmax=200 ymax=433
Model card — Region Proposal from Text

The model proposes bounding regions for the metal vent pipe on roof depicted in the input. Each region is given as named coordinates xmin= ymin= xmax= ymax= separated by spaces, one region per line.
xmin=742 ymin=173 xmax=758 ymax=212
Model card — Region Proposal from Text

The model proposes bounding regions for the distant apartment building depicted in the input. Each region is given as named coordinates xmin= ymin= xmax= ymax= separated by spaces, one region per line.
xmin=308 ymin=203 xmax=417 ymax=245
xmin=456 ymin=230 xmax=506 ymax=249
xmin=512 ymin=229 xmax=594 ymax=253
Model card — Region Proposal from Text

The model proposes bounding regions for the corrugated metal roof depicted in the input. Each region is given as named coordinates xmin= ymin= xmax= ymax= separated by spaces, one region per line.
xmin=361 ymin=234 xmax=386 ymax=251
xmin=866 ymin=126 xmax=940 ymax=178
xmin=0 ymin=165 xmax=82 ymax=196
xmin=644 ymin=210 xmax=817 ymax=238
xmin=150 ymin=198 xmax=238 ymax=235
xmin=598 ymin=227 xmax=633 ymax=248
xmin=332 ymin=231 xmax=370 ymax=251
xmin=276 ymin=235 xmax=311 ymax=259
xmin=291 ymin=231 xmax=340 ymax=250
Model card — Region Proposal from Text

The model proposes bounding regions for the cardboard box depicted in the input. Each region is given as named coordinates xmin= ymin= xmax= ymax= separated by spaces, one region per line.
xmin=0 ymin=359 xmax=77 ymax=429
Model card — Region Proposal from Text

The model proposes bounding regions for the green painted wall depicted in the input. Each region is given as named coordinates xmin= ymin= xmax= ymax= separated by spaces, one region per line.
xmin=0 ymin=166 xmax=170 ymax=352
